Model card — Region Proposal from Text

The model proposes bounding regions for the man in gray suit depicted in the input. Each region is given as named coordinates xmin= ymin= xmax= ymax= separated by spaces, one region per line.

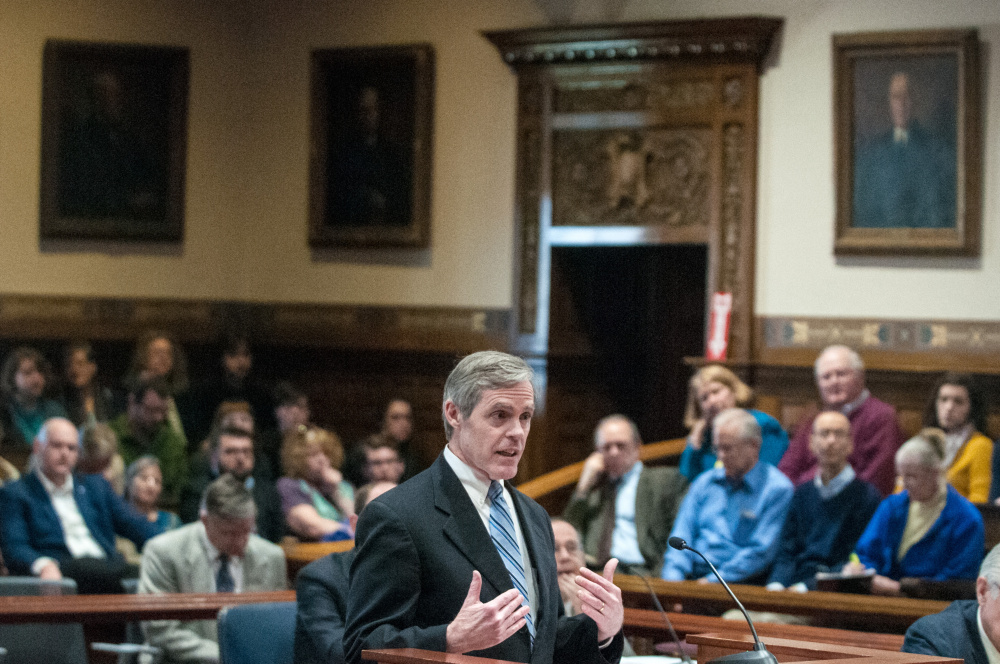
xmin=138 ymin=474 xmax=287 ymax=663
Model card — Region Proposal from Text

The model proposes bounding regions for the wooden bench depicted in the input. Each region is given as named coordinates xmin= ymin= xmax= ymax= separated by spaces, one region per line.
xmin=623 ymin=609 xmax=905 ymax=651
xmin=618 ymin=577 xmax=948 ymax=633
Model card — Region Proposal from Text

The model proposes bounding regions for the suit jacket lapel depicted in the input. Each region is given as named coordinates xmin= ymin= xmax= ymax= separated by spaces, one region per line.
xmin=25 ymin=473 xmax=63 ymax=541
xmin=184 ymin=527 xmax=214 ymax=592
xmin=434 ymin=455 xmax=513 ymax=596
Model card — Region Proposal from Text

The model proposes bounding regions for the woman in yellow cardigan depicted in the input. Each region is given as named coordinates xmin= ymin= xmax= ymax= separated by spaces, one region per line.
xmin=922 ymin=373 xmax=992 ymax=503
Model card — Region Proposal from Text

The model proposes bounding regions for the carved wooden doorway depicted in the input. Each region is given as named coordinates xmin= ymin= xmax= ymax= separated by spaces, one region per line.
xmin=485 ymin=18 xmax=783 ymax=482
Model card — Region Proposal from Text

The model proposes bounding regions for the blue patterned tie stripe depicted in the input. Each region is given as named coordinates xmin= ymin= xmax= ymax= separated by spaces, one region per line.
xmin=487 ymin=480 xmax=535 ymax=645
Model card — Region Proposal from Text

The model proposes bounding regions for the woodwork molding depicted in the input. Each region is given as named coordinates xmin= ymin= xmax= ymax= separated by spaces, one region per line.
xmin=483 ymin=17 xmax=783 ymax=69
xmin=0 ymin=293 xmax=509 ymax=354
xmin=757 ymin=315 xmax=1000 ymax=373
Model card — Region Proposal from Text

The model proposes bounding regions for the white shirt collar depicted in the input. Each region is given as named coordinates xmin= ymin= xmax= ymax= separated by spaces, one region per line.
xmin=444 ymin=445 xmax=492 ymax=510
xmin=197 ymin=520 xmax=243 ymax=563
xmin=814 ymin=464 xmax=855 ymax=500
xmin=840 ymin=389 xmax=870 ymax=416
xmin=36 ymin=468 xmax=73 ymax=496
xmin=978 ymin=605 xmax=1000 ymax=664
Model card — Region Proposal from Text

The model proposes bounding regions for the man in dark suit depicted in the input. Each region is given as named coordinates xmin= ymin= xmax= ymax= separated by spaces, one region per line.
xmin=345 ymin=351 xmax=624 ymax=664
xmin=902 ymin=542 xmax=1000 ymax=664
xmin=294 ymin=480 xmax=397 ymax=664
xmin=0 ymin=417 xmax=159 ymax=593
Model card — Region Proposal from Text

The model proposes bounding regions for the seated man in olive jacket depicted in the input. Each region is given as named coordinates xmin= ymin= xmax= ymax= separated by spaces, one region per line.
xmin=565 ymin=414 xmax=687 ymax=575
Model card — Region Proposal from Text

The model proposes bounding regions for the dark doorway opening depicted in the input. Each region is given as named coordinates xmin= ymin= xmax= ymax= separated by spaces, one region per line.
xmin=547 ymin=244 xmax=708 ymax=457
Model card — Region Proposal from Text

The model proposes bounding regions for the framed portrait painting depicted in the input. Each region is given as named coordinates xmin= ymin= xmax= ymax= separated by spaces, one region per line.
xmin=833 ymin=29 xmax=980 ymax=256
xmin=308 ymin=44 xmax=434 ymax=249
xmin=39 ymin=40 xmax=189 ymax=243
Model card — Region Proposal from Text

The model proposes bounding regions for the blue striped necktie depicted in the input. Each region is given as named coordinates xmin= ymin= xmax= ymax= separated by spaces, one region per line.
xmin=487 ymin=480 xmax=535 ymax=646
xmin=216 ymin=554 xmax=235 ymax=593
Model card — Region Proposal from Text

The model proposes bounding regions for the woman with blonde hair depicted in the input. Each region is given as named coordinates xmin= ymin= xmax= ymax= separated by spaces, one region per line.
xmin=679 ymin=364 xmax=789 ymax=481
xmin=846 ymin=428 xmax=984 ymax=595
xmin=277 ymin=425 xmax=354 ymax=541
xmin=77 ymin=422 xmax=126 ymax=495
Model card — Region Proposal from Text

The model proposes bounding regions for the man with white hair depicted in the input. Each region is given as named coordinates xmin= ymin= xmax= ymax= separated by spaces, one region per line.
xmin=0 ymin=417 xmax=158 ymax=593
xmin=661 ymin=408 xmax=793 ymax=583
xmin=902 ymin=542 xmax=1000 ymax=663
xmin=778 ymin=345 xmax=904 ymax=496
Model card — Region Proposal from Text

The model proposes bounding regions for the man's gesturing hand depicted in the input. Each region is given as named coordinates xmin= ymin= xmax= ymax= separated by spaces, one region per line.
xmin=446 ymin=571 xmax=530 ymax=653
xmin=575 ymin=558 xmax=624 ymax=642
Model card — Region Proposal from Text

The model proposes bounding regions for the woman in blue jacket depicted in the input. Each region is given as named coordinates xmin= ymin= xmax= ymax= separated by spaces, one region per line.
xmin=847 ymin=428 xmax=984 ymax=595
xmin=679 ymin=364 xmax=789 ymax=481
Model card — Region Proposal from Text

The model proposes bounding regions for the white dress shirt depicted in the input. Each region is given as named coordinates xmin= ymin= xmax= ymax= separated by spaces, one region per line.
xmin=32 ymin=470 xmax=105 ymax=574
xmin=443 ymin=445 xmax=538 ymax=625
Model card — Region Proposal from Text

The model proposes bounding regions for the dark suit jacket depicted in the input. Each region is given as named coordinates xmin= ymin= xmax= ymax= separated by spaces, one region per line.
xmin=178 ymin=454 xmax=285 ymax=543
xmin=564 ymin=465 xmax=687 ymax=575
xmin=0 ymin=471 xmax=159 ymax=575
xmin=344 ymin=453 xmax=624 ymax=664
xmin=902 ymin=599 xmax=988 ymax=664
xmin=295 ymin=550 xmax=354 ymax=664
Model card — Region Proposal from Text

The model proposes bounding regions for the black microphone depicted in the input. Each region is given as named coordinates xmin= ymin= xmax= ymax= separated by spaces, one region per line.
xmin=667 ymin=537 xmax=778 ymax=664
xmin=619 ymin=562 xmax=692 ymax=664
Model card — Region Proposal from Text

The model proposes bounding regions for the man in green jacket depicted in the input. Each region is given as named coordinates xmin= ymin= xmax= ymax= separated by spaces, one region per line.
xmin=109 ymin=376 xmax=187 ymax=507
xmin=564 ymin=414 xmax=687 ymax=576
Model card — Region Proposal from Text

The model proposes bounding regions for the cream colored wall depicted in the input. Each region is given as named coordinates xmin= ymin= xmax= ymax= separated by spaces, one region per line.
xmin=1 ymin=0 xmax=998 ymax=320
xmin=0 ymin=0 xmax=253 ymax=300
xmin=624 ymin=0 xmax=1000 ymax=320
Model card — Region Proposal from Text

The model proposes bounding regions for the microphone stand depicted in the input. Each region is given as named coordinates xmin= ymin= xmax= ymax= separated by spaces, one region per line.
xmin=620 ymin=563 xmax=692 ymax=664
xmin=668 ymin=537 xmax=778 ymax=664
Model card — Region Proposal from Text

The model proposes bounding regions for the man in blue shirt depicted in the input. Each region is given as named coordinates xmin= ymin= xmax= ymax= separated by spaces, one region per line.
xmin=661 ymin=408 xmax=793 ymax=583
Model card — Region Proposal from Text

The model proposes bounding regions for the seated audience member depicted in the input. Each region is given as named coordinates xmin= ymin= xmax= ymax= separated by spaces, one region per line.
xmin=680 ymin=365 xmax=789 ymax=482
xmin=903 ymin=542 xmax=1000 ymax=664
xmin=779 ymin=345 xmax=904 ymax=496
xmin=110 ymin=376 xmax=188 ymax=507
xmin=846 ymin=428 xmax=984 ymax=595
xmin=125 ymin=455 xmax=183 ymax=531
xmin=278 ymin=425 xmax=354 ymax=541
xmin=127 ymin=329 xmax=190 ymax=449
xmin=918 ymin=372 xmax=992 ymax=502
xmin=1 ymin=346 xmax=68 ymax=470
xmin=0 ymin=422 xmax=19 ymax=486
xmin=565 ymin=414 xmax=687 ymax=575
xmin=180 ymin=425 xmax=284 ymax=543
xmin=257 ymin=381 xmax=311 ymax=478
xmin=77 ymin=421 xmax=126 ymax=495
xmin=61 ymin=340 xmax=116 ymax=427
xmin=552 ymin=518 xmax=587 ymax=616
xmin=117 ymin=455 xmax=182 ymax=564
xmin=767 ymin=412 xmax=881 ymax=591
xmin=0 ymin=417 xmax=159 ymax=593
xmin=360 ymin=439 xmax=405 ymax=485
xmin=193 ymin=400 xmax=256 ymax=456
xmin=294 ymin=480 xmax=396 ymax=664
xmin=662 ymin=408 xmax=793 ymax=583
xmin=139 ymin=474 xmax=287 ymax=664
xmin=345 ymin=398 xmax=421 ymax=486
xmin=182 ymin=332 xmax=275 ymax=449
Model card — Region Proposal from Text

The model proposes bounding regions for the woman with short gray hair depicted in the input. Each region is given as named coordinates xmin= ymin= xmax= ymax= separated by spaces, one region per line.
xmin=846 ymin=428 xmax=984 ymax=595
